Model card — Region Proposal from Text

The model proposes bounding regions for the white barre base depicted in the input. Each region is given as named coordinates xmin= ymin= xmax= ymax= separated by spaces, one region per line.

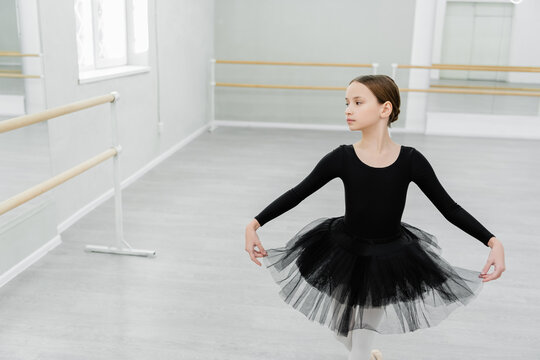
xmin=84 ymin=245 xmax=156 ymax=257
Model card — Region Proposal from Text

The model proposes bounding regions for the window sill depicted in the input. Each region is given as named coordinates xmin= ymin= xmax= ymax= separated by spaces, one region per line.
xmin=78 ymin=65 xmax=150 ymax=84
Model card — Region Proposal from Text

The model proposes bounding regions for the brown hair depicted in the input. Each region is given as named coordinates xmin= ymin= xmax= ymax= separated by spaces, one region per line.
xmin=348 ymin=75 xmax=401 ymax=128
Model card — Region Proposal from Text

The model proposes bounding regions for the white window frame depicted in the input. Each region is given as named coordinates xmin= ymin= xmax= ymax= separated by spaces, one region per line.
xmin=75 ymin=0 xmax=149 ymax=84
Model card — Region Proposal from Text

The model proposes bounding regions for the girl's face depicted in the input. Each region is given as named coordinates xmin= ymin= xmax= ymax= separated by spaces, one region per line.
xmin=345 ymin=81 xmax=391 ymax=131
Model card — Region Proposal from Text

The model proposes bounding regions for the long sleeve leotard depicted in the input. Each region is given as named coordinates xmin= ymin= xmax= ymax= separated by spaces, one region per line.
xmin=253 ymin=144 xmax=495 ymax=247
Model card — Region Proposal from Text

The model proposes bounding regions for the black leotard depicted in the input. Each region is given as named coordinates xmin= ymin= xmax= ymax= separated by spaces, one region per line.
xmin=254 ymin=144 xmax=495 ymax=247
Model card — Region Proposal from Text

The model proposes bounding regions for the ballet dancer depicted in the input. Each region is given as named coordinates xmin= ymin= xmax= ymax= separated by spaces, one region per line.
xmin=245 ymin=74 xmax=506 ymax=359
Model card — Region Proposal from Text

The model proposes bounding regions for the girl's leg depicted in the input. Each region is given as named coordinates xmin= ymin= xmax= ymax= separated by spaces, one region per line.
xmin=348 ymin=307 xmax=385 ymax=360
xmin=333 ymin=306 xmax=385 ymax=359
xmin=348 ymin=328 xmax=376 ymax=360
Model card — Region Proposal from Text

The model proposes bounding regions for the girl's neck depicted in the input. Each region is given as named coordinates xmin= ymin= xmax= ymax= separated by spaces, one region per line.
xmin=357 ymin=125 xmax=397 ymax=154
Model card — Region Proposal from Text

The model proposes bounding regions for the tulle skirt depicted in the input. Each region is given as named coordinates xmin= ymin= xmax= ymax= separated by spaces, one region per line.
xmin=261 ymin=216 xmax=483 ymax=337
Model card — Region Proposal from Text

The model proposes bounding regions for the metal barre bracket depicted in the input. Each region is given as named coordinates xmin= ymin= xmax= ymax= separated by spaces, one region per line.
xmin=110 ymin=91 xmax=120 ymax=103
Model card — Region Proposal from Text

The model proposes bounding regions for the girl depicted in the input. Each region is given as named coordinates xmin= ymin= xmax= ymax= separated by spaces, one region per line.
xmin=245 ymin=74 xmax=506 ymax=360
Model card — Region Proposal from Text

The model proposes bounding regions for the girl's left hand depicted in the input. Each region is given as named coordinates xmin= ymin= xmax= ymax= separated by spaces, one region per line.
xmin=479 ymin=237 xmax=505 ymax=282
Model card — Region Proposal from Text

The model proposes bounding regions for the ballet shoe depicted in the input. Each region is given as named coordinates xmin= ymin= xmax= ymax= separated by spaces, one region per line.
xmin=369 ymin=349 xmax=383 ymax=360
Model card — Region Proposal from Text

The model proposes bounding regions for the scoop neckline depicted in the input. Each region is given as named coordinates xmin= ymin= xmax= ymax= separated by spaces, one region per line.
xmin=349 ymin=144 xmax=403 ymax=169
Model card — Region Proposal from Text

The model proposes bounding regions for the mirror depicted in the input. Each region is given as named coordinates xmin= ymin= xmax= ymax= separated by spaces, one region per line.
xmin=0 ymin=0 xmax=53 ymax=227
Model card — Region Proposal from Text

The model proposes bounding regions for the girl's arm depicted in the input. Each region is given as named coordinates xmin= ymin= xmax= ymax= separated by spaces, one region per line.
xmin=253 ymin=145 xmax=344 ymax=228
xmin=410 ymin=148 xmax=496 ymax=247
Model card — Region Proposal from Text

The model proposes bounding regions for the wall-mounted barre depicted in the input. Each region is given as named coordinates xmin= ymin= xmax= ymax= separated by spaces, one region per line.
xmin=215 ymin=59 xmax=376 ymax=68
xmin=0 ymin=93 xmax=116 ymax=133
xmin=215 ymin=82 xmax=345 ymax=91
xmin=0 ymin=92 xmax=156 ymax=258
xmin=0 ymin=147 xmax=118 ymax=215
xmin=208 ymin=59 xmax=379 ymax=130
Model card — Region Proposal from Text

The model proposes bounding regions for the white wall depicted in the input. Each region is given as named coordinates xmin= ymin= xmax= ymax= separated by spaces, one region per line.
xmin=37 ymin=0 xmax=214 ymax=226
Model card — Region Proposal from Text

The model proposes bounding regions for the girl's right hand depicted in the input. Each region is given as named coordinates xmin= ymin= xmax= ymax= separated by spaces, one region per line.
xmin=245 ymin=221 xmax=267 ymax=266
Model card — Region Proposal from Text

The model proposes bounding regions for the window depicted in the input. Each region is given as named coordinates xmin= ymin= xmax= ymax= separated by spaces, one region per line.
xmin=74 ymin=0 xmax=149 ymax=83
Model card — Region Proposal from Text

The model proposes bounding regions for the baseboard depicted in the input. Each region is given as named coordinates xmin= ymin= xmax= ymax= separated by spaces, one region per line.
xmin=426 ymin=112 xmax=540 ymax=139
xmin=0 ymin=234 xmax=61 ymax=288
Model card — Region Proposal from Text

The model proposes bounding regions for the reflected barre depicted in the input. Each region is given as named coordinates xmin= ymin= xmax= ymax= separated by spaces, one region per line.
xmin=0 ymin=51 xmax=40 ymax=57
xmin=430 ymin=83 xmax=540 ymax=93
xmin=400 ymin=63 xmax=540 ymax=72
xmin=0 ymin=73 xmax=41 ymax=79
xmin=214 ymin=82 xmax=540 ymax=97
xmin=401 ymin=87 xmax=540 ymax=97
xmin=211 ymin=59 xmax=540 ymax=97
xmin=391 ymin=62 xmax=540 ymax=80
xmin=0 ymin=51 xmax=43 ymax=79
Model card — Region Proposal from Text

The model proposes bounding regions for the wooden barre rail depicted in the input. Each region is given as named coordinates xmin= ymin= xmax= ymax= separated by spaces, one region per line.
xmin=0 ymin=51 xmax=40 ymax=57
xmin=216 ymin=82 xmax=345 ymax=90
xmin=0 ymin=147 xmax=118 ymax=216
xmin=0 ymin=69 xmax=22 ymax=73
xmin=216 ymin=60 xmax=373 ymax=67
xmin=215 ymin=82 xmax=540 ymax=96
xmin=401 ymin=87 xmax=540 ymax=96
xmin=215 ymin=60 xmax=539 ymax=72
xmin=398 ymin=63 xmax=540 ymax=73
xmin=430 ymin=84 xmax=540 ymax=92
xmin=0 ymin=72 xmax=41 ymax=79
xmin=0 ymin=93 xmax=116 ymax=133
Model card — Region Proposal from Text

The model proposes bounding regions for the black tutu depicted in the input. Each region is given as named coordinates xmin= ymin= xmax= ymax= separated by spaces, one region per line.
xmin=262 ymin=216 xmax=483 ymax=337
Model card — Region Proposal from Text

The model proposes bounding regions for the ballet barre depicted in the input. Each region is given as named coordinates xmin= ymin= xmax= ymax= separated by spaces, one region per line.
xmin=391 ymin=62 xmax=540 ymax=79
xmin=215 ymin=59 xmax=377 ymax=68
xmin=208 ymin=59 xmax=379 ymax=130
xmin=0 ymin=92 xmax=156 ymax=258
xmin=214 ymin=83 xmax=346 ymax=91
xmin=210 ymin=59 xmax=540 ymax=102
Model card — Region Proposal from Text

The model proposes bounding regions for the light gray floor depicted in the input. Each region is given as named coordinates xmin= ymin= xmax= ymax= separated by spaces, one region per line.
xmin=0 ymin=126 xmax=538 ymax=359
